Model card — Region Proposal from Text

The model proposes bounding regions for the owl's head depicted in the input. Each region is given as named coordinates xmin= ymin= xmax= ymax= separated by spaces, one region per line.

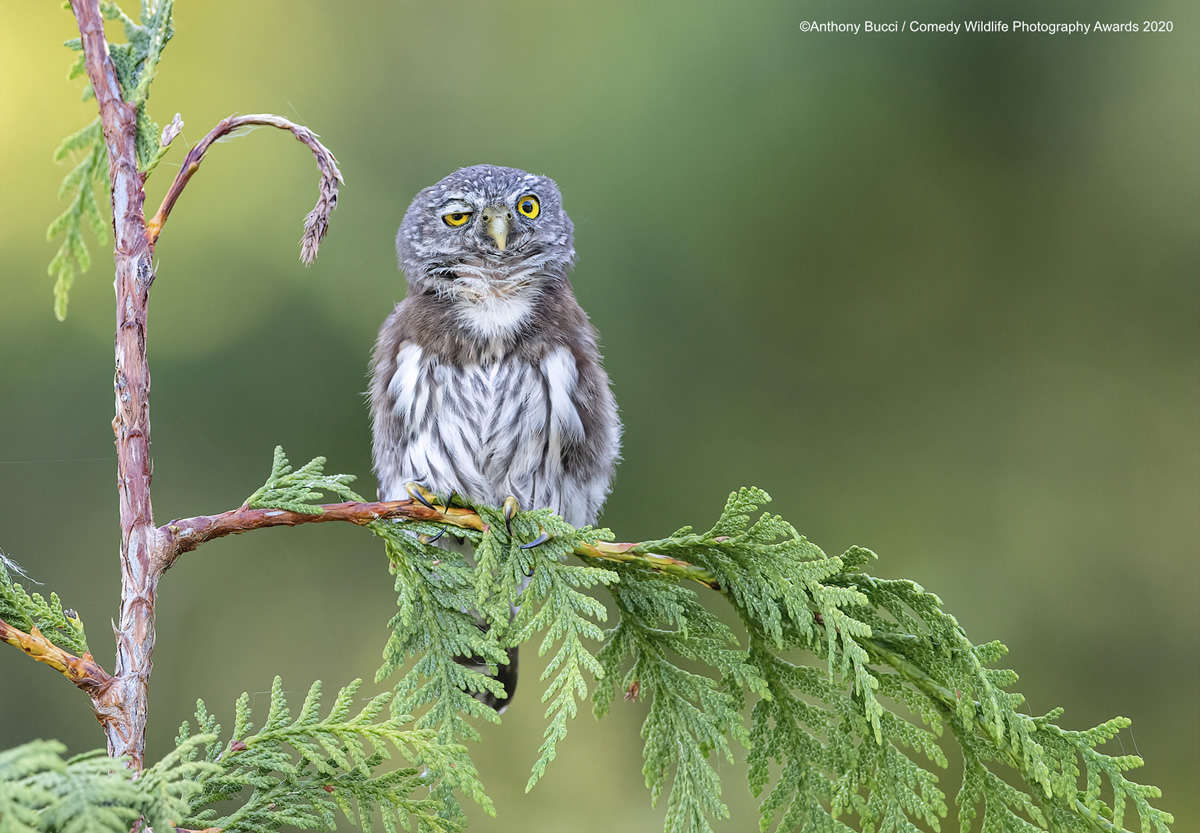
xmin=396 ymin=165 xmax=575 ymax=300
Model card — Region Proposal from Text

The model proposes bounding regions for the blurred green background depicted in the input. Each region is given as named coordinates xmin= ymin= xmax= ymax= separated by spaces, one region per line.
xmin=1 ymin=1 xmax=1196 ymax=830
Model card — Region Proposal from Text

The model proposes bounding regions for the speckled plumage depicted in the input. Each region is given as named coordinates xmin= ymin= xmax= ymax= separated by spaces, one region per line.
xmin=369 ymin=165 xmax=620 ymax=709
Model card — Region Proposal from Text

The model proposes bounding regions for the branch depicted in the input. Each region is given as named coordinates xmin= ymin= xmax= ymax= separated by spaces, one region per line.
xmin=157 ymin=497 xmax=721 ymax=589
xmin=578 ymin=540 xmax=721 ymax=589
xmin=146 ymin=114 xmax=343 ymax=263
xmin=181 ymin=480 xmax=1128 ymax=833
xmin=64 ymin=0 xmax=348 ymax=769
xmin=156 ymin=498 xmax=479 ymax=572
xmin=866 ymin=636 xmax=1143 ymax=833
xmin=0 ymin=617 xmax=113 ymax=695
xmin=69 ymin=0 xmax=159 ymax=769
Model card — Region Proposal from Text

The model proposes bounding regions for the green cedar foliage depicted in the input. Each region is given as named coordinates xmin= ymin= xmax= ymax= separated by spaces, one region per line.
xmin=502 ymin=508 xmax=616 ymax=792
xmin=0 ymin=448 xmax=1180 ymax=833
xmin=0 ymin=680 xmax=458 ymax=833
xmin=48 ymin=1 xmax=175 ymax=320
xmin=0 ymin=738 xmax=213 ymax=833
xmin=256 ymin=451 xmax=1174 ymax=833
xmin=370 ymin=514 xmax=503 ymax=821
xmin=174 ymin=677 xmax=459 ymax=833
xmin=246 ymin=445 xmax=365 ymax=512
xmin=367 ymin=500 xmax=617 ymax=816
xmin=0 ymin=554 xmax=88 ymax=655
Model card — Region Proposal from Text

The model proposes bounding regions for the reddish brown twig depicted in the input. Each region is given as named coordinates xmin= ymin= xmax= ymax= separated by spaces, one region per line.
xmin=146 ymin=114 xmax=343 ymax=263
xmin=157 ymin=498 xmax=722 ymax=589
xmin=156 ymin=498 xmax=486 ymax=572
xmin=0 ymin=617 xmax=114 ymax=694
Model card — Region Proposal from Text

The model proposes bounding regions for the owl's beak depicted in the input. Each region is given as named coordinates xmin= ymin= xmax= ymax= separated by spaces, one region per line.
xmin=482 ymin=206 xmax=510 ymax=252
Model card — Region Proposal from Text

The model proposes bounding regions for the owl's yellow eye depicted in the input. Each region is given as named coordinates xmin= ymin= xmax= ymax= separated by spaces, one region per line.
xmin=443 ymin=211 xmax=471 ymax=227
xmin=517 ymin=195 xmax=540 ymax=219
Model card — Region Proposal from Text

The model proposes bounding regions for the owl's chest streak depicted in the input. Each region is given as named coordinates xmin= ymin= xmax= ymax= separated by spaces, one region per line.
xmin=437 ymin=360 xmax=541 ymax=475
xmin=387 ymin=343 xmax=581 ymax=508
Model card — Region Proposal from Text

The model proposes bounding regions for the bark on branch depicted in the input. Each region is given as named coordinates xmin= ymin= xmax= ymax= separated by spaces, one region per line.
xmin=0 ymin=617 xmax=114 ymax=694
xmin=146 ymin=114 xmax=343 ymax=263
xmin=155 ymin=498 xmax=478 ymax=572
xmin=156 ymin=498 xmax=721 ymax=590
xmin=65 ymin=0 xmax=344 ymax=769
xmin=70 ymin=0 xmax=158 ymax=769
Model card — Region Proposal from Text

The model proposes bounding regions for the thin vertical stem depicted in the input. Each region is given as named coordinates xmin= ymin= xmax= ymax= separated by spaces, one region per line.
xmin=69 ymin=0 xmax=159 ymax=768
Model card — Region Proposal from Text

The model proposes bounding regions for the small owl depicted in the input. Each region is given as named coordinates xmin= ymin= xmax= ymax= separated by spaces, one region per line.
xmin=369 ymin=165 xmax=621 ymax=710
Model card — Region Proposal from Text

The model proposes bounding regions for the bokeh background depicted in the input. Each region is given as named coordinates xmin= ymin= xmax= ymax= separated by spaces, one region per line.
xmin=1 ymin=1 xmax=1196 ymax=831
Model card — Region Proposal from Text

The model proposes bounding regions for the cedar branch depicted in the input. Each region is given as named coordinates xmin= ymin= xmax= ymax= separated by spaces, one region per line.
xmin=156 ymin=498 xmax=481 ymax=573
xmin=145 ymin=488 xmax=1157 ymax=833
xmin=156 ymin=498 xmax=720 ymax=589
xmin=0 ymin=617 xmax=114 ymax=694
xmin=65 ymin=0 xmax=348 ymax=768
xmin=69 ymin=0 xmax=158 ymax=768
xmin=146 ymin=114 xmax=343 ymax=263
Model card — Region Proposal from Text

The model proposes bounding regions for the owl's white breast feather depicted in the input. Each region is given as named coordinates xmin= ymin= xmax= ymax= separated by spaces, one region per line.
xmin=387 ymin=343 xmax=425 ymax=424
xmin=445 ymin=258 xmax=547 ymax=344
xmin=541 ymin=347 xmax=584 ymax=441
xmin=456 ymin=291 xmax=537 ymax=343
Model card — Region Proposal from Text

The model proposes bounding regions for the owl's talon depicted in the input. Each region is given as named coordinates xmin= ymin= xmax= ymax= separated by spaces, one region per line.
xmin=405 ymin=481 xmax=436 ymax=512
xmin=442 ymin=491 xmax=458 ymax=514
xmin=520 ymin=528 xmax=551 ymax=550
xmin=503 ymin=496 xmax=521 ymax=535
xmin=419 ymin=526 xmax=447 ymax=545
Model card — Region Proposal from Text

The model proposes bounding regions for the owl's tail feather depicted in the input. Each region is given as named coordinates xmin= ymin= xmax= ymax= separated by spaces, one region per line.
xmin=454 ymin=629 xmax=518 ymax=713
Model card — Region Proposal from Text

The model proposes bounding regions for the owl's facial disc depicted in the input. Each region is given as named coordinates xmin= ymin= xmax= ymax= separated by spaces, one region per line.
xmin=398 ymin=166 xmax=576 ymax=308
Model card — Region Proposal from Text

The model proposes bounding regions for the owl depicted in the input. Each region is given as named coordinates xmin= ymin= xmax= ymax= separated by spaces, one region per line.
xmin=369 ymin=164 xmax=621 ymax=710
